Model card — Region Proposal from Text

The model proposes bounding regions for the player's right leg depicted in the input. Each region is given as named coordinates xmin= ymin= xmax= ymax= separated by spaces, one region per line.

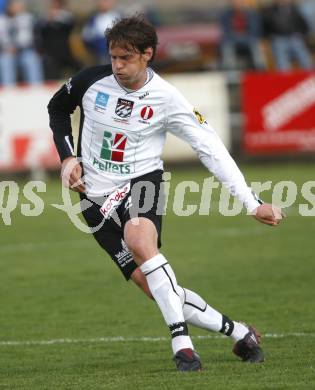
xmin=80 ymin=195 xmax=201 ymax=371
xmin=124 ymin=217 xmax=201 ymax=372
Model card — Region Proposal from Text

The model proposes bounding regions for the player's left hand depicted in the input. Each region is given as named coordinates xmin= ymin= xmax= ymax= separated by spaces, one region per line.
xmin=252 ymin=203 xmax=285 ymax=227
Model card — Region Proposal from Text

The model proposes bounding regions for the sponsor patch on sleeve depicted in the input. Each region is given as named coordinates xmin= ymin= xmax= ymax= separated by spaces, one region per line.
xmin=193 ymin=108 xmax=207 ymax=124
xmin=65 ymin=78 xmax=72 ymax=94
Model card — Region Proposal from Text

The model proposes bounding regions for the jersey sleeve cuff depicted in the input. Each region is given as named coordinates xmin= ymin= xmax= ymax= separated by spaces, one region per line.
xmin=246 ymin=200 xmax=261 ymax=214
xmin=245 ymin=191 xmax=263 ymax=214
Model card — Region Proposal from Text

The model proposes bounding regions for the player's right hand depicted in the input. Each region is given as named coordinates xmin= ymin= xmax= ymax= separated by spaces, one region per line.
xmin=60 ymin=156 xmax=86 ymax=193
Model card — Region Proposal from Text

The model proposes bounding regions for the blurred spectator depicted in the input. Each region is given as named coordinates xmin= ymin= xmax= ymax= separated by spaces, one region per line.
xmin=38 ymin=0 xmax=80 ymax=80
xmin=0 ymin=0 xmax=43 ymax=86
xmin=220 ymin=0 xmax=266 ymax=70
xmin=0 ymin=0 xmax=7 ymax=14
xmin=144 ymin=6 xmax=161 ymax=27
xmin=82 ymin=0 xmax=121 ymax=64
xmin=263 ymin=0 xmax=313 ymax=71
xmin=299 ymin=0 xmax=315 ymax=35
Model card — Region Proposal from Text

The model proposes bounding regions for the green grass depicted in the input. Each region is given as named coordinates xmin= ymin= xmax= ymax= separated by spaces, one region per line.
xmin=0 ymin=163 xmax=315 ymax=389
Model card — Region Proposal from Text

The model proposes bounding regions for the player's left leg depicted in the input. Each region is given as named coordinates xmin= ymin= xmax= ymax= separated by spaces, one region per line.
xmin=131 ymin=268 xmax=264 ymax=363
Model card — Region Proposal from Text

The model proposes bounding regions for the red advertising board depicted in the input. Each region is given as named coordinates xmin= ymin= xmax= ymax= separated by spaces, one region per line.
xmin=242 ymin=72 xmax=315 ymax=154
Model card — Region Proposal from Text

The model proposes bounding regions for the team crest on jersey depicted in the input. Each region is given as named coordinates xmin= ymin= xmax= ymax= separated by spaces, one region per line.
xmin=115 ymin=98 xmax=134 ymax=118
xmin=193 ymin=108 xmax=207 ymax=124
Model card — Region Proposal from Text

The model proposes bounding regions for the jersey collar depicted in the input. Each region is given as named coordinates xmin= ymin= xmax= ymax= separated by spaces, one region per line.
xmin=114 ymin=68 xmax=154 ymax=94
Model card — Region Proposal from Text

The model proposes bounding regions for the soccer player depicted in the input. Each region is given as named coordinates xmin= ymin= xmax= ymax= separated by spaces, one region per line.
xmin=48 ymin=16 xmax=284 ymax=372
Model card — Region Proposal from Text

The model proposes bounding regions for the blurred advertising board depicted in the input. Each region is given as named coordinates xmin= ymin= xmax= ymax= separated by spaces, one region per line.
xmin=0 ymin=73 xmax=230 ymax=172
xmin=163 ymin=72 xmax=230 ymax=161
xmin=242 ymin=72 xmax=315 ymax=154
xmin=0 ymin=85 xmax=60 ymax=172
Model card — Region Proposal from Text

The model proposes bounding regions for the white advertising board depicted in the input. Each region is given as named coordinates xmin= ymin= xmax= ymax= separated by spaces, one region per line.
xmin=162 ymin=72 xmax=231 ymax=161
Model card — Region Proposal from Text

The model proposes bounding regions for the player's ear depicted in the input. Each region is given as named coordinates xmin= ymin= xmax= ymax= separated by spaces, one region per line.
xmin=143 ymin=47 xmax=153 ymax=62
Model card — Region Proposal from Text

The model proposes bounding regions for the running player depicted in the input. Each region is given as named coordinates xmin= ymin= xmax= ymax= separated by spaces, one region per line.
xmin=48 ymin=16 xmax=284 ymax=371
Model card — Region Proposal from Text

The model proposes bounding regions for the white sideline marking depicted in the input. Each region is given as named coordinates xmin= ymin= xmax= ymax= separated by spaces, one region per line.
xmin=0 ymin=333 xmax=314 ymax=347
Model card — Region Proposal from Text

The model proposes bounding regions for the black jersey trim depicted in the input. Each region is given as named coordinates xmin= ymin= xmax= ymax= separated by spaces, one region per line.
xmin=48 ymin=65 xmax=113 ymax=162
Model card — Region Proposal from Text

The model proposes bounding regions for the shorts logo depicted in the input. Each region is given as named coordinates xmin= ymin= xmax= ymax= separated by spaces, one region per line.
xmin=141 ymin=106 xmax=154 ymax=120
xmin=100 ymin=131 xmax=127 ymax=162
xmin=114 ymin=239 xmax=134 ymax=267
xmin=95 ymin=92 xmax=109 ymax=111
xmin=115 ymin=98 xmax=134 ymax=118
xmin=124 ymin=196 xmax=132 ymax=210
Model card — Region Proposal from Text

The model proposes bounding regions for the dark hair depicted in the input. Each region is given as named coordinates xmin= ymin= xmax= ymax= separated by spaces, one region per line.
xmin=105 ymin=16 xmax=158 ymax=62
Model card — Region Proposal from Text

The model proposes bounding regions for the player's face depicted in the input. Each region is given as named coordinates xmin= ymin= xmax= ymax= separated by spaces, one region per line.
xmin=110 ymin=44 xmax=153 ymax=90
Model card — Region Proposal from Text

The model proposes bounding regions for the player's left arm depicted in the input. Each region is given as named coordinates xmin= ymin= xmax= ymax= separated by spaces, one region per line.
xmin=165 ymin=88 xmax=285 ymax=226
xmin=252 ymin=203 xmax=285 ymax=226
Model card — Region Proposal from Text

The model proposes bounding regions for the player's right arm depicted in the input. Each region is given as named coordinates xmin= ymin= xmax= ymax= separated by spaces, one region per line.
xmin=48 ymin=78 xmax=77 ymax=161
xmin=48 ymin=65 xmax=112 ymax=193
xmin=60 ymin=156 xmax=85 ymax=193
xmin=48 ymin=74 xmax=85 ymax=192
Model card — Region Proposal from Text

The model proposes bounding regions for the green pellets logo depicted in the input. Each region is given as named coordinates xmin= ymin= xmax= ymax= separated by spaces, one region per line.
xmin=101 ymin=131 xmax=127 ymax=162
xmin=94 ymin=130 xmax=132 ymax=174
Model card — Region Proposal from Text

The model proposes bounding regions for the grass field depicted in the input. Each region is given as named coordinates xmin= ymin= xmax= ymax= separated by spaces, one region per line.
xmin=0 ymin=163 xmax=315 ymax=389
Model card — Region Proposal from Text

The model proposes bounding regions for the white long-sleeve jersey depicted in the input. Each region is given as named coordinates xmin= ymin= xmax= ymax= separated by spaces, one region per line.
xmin=48 ymin=65 xmax=260 ymax=212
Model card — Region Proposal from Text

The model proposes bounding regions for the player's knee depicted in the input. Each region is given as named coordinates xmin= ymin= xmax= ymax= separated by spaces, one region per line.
xmin=125 ymin=236 xmax=151 ymax=260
